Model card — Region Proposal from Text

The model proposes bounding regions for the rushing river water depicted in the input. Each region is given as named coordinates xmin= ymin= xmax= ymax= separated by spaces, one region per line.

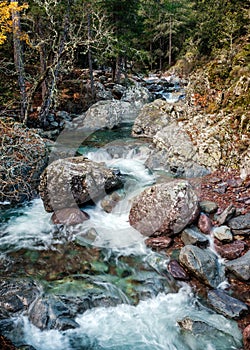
xmin=0 ymin=124 xmax=243 ymax=350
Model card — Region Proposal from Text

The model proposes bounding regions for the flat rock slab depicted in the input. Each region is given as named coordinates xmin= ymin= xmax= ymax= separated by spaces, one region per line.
xmin=208 ymin=289 xmax=249 ymax=319
xmin=215 ymin=240 xmax=246 ymax=260
xmin=225 ymin=250 xmax=250 ymax=281
xmin=181 ymin=227 xmax=209 ymax=247
xmin=179 ymin=245 xmax=226 ymax=288
xmin=228 ymin=213 xmax=250 ymax=230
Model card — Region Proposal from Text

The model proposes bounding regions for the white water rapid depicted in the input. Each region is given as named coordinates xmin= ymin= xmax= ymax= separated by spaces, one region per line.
xmin=0 ymin=133 xmax=243 ymax=350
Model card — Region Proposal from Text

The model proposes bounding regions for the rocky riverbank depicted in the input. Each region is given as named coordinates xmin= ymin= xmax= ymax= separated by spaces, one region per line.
xmin=140 ymin=169 xmax=250 ymax=349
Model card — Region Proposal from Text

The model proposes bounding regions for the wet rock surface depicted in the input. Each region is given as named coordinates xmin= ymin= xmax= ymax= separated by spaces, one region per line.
xmin=207 ymin=289 xmax=249 ymax=319
xmin=28 ymin=296 xmax=79 ymax=331
xmin=51 ymin=208 xmax=90 ymax=226
xmin=179 ymin=245 xmax=225 ymax=288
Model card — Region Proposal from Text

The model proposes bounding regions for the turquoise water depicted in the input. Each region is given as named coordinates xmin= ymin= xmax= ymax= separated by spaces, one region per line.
xmin=0 ymin=125 xmax=243 ymax=350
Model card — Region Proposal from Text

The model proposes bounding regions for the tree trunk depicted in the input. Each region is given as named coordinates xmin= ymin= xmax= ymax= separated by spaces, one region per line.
xmin=159 ymin=37 xmax=163 ymax=71
xmin=11 ymin=0 xmax=27 ymax=123
xmin=87 ymin=12 xmax=95 ymax=99
xmin=169 ymin=16 xmax=172 ymax=66
xmin=115 ymin=55 xmax=122 ymax=83
xmin=38 ymin=1 xmax=71 ymax=127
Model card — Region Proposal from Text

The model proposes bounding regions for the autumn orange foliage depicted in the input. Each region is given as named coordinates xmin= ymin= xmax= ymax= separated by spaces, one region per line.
xmin=0 ymin=1 xmax=28 ymax=45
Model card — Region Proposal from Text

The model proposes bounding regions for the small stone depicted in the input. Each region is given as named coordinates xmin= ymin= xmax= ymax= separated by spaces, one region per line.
xmin=228 ymin=213 xmax=250 ymax=230
xmin=145 ymin=236 xmax=172 ymax=250
xmin=181 ymin=226 xmax=209 ymax=247
xmin=168 ymin=260 xmax=189 ymax=280
xmin=213 ymin=182 xmax=228 ymax=194
xmin=243 ymin=324 xmax=250 ymax=350
xmin=215 ymin=241 xmax=245 ymax=260
xmin=214 ymin=204 xmax=236 ymax=226
xmin=212 ymin=226 xmax=233 ymax=242
xmin=197 ymin=213 xmax=213 ymax=234
xmin=199 ymin=200 xmax=218 ymax=214
xmin=101 ymin=199 xmax=114 ymax=213
xmin=179 ymin=245 xmax=225 ymax=288
xmin=51 ymin=208 xmax=90 ymax=226
xmin=232 ymin=228 xmax=250 ymax=236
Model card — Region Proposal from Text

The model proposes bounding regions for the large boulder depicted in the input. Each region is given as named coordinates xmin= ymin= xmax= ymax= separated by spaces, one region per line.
xmin=39 ymin=156 xmax=123 ymax=212
xmin=179 ymin=245 xmax=226 ymax=288
xmin=132 ymin=98 xmax=248 ymax=172
xmin=0 ymin=119 xmax=48 ymax=208
xmin=129 ymin=180 xmax=199 ymax=237
xmin=75 ymin=86 xmax=151 ymax=131
xmin=131 ymin=99 xmax=175 ymax=138
xmin=146 ymin=122 xmax=209 ymax=177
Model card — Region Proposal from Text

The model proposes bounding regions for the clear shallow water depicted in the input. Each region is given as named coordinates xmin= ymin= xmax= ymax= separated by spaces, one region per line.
xmin=0 ymin=127 xmax=243 ymax=350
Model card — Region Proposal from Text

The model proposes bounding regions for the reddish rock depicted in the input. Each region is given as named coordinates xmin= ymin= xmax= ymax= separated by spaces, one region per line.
xmin=168 ymin=260 xmax=189 ymax=281
xmin=243 ymin=324 xmax=250 ymax=350
xmin=51 ymin=207 xmax=90 ymax=226
xmin=215 ymin=241 xmax=246 ymax=260
xmin=197 ymin=213 xmax=213 ymax=234
xmin=145 ymin=236 xmax=172 ymax=250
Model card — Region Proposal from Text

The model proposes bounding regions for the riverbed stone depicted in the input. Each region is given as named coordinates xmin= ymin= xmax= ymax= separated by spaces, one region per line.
xmin=207 ymin=289 xmax=249 ymax=319
xmin=212 ymin=225 xmax=233 ymax=242
xmin=168 ymin=260 xmax=189 ymax=280
xmin=51 ymin=208 xmax=90 ymax=226
xmin=215 ymin=240 xmax=246 ymax=260
xmin=0 ymin=279 xmax=40 ymax=318
xmin=199 ymin=200 xmax=218 ymax=214
xmin=243 ymin=324 xmax=250 ymax=350
xmin=131 ymin=99 xmax=174 ymax=138
xmin=178 ymin=317 xmax=221 ymax=334
xmin=129 ymin=180 xmax=199 ymax=236
xmin=232 ymin=228 xmax=250 ymax=236
xmin=214 ymin=204 xmax=236 ymax=226
xmin=179 ymin=245 xmax=225 ymax=288
xmin=228 ymin=213 xmax=250 ymax=232
xmin=181 ymin=226 xmax=209 ymax=247
xmin=145 ymin=122 xmax=209 ymax=178
xmin=225 ymin=250 xmax=250 ymax=281
xmin=28 ymin=296 xmax=79 ymax=331
xmin=39 ymin=156 xmax=123 ymax=212
xmin=145 ymin=236 xmax=172 ymax=250
xmin=197 ymin=213 xmax=213 ymax=234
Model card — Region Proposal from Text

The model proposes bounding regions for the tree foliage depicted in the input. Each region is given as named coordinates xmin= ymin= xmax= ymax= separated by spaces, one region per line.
xmin=0 ymin=1 xmax=28 ymax=45
xmin=0 ymin=0 xmax=249 ymax=125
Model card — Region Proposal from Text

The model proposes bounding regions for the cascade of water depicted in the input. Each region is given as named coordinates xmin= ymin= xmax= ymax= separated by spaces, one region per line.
xmin=0 ymin=126 xmax=243 ymax=350
xmin=20 ymin=286 xmax=242 ymax=350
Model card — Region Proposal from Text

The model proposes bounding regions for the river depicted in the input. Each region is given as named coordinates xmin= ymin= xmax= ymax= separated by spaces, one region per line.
xmin=0 ymin=123 xmax=243 ymax=350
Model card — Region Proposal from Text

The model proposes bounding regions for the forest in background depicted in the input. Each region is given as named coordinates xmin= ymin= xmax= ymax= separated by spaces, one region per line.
xmin=0 ymin=0 xmax=249 ymax=127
